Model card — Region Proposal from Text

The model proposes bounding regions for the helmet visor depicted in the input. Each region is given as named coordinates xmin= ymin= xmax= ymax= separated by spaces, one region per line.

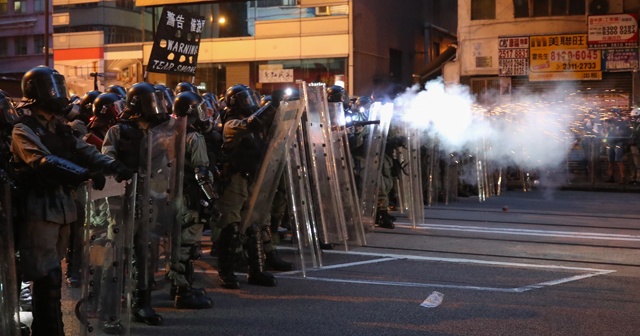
xmin=232 ymin=89 xmax=259 ymax=111
xmin=140 ymin=91 xmax=168 ymax=118
xmin=35 ymin=73 xmax=68 ymax=100
xmin=97 ymin=99 xmax=124 ymax=122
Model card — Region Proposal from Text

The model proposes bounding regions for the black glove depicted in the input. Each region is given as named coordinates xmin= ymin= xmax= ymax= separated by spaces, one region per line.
xmin=109 ymin=160 xmax=133 ymax=182
xmin=271 ymin=89 xmax=285 ymax=108
xmin=91 ymin=173 xmax=106 ymax=190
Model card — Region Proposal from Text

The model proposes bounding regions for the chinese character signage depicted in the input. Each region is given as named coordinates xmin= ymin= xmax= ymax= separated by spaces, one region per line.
xmin=498 ymin=36 xmax=529 ymax=76
xmin=259 ymin=69 xmax=294 ymax=83
xmin=602 ymin=49 xmax=639 ymax=71
xmin=588 ymin=14 xmax=638 ymax=49
xmin=529 ymin=34 xmax=602 ymax=81
xmin=147 ymin=6 xmax=206 ymax=76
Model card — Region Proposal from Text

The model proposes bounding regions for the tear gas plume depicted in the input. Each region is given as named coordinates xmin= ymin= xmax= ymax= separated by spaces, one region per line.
xmin=395 ymin=78 xmax=586 ymax=173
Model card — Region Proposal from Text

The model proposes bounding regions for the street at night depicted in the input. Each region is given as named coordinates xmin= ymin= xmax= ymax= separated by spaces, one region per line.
xmin=45 ymin=188 xmax=640 ymax=336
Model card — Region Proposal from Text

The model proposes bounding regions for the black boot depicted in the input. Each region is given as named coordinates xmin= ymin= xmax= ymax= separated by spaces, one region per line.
xmin=376 ymin=210 xmax=395 ymax=229
xmin=246 ymin=224 xmax=277 ymax=287
xmin=216 ymin=223 xmax=241 ymax=289
xmin=31 ymin=268 xmax=64 ymax=336
xmin=265 ymin=250 xmax=294 ymax=271
xmin=170 ymin=260 xmax=206 ymax=298
xmin=174 ymin=286 xmax=213 ymax=309
xmin=262 ymin=226 xmax=293 ymax=271
xmin=132 ymin=288 xmax=163 ymax=326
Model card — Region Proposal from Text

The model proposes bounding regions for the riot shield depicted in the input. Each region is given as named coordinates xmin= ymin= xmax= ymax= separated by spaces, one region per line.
xmin=394 ymin=118 xmax=424 ymax=227
xmin=0 ymin=178 xmax=22 ymax=336
xmin=241 ymin=92 xmax=305 ymax=233
xmin=302 ymin=84 xmax=351 ymax=249
xmin=284 ymin=120 xmax=323 ymax=275
xmin=358 ymin=102 xmax=394 ymax=230
xmin=327 ymin=102 xmax=365 ymax=246
xmin=76 ymin=176 xmax=137 ymax=335
xmin=140 ymin=117 xmax=186 ymax=292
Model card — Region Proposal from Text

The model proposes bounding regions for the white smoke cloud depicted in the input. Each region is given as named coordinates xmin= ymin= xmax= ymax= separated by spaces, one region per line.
xmin=396 ymin=78 xmax=582 ymax=173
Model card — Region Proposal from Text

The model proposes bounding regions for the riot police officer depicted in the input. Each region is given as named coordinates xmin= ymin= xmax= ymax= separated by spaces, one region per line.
xmin=102 ymin=81 xmax=170 ymax=326
xmin=215 ymin=84 xmax=283 ymax=289
xmin=86 ymin=92 xmax=123 ymax=149
xmin=175 ymin=81 xmax=198 ymax=95
xmin=10 ymin=66 xmax=132 ymax=336
xmin=168 ymin=90 xmax=214 ymax=309
xmin=105 ymin=84 xmax=127 ymax=99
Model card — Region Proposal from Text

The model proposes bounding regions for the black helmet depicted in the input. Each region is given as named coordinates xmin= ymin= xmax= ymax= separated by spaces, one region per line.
xmin=125 ymin=82 xmax=169 ymax=123
xmin=175 ymin=82 xmax=198 ymax=95
xmin=225 ymin=84 xmax=259 ymax=116
xmin=354 ymin=96 xmax=373 ymax=112
xmin=0 ymin=90 xmax=21 ymax=127
xmin=155 ymin=84 xmax=175 ymax=114
xmin=92 ymin=92 xmax=123 ymax=127
xmin=201 ymin=92 xmax=219 ymax=119
xmin=76 ymin=90 xmax=101 ymax=123
xmin=327 ymin=85 xmax=348 ymax=109
xmin=173 ymin=91 xmax=211 ymax=132
xmin=105 ymin=84 xmax=127 ymax=99
xmin=21 ymin=66 xmax=69 ymax=113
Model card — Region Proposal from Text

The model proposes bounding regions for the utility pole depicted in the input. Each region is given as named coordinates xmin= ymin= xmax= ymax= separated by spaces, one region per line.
xmin=44 ymin=0 xmax=49 ymax=66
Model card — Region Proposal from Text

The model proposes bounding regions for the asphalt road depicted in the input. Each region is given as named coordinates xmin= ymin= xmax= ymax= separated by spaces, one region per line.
xmin=22 ymin=188 xmax=640 ymax=335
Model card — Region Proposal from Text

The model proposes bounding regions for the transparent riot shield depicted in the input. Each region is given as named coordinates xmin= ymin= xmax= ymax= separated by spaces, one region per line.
xmin=76 ymin=175 xmax=136 ymax=336
xmin=0 ymin=178 xmax=21 ymax=336
xmin=394 ymin=118 xmax=424 ymax=227
xmin=302 ymin=84 xmax=351 ymax=250
xmin=359 ymin=102 xmax=394 ymax=231
xmin=241 ymin=94 xmax=306 ymax=233
xmin=140 ymin=117 xmax=186 ymax=292
xmin=284 ymin=120 xmax=323 ymax=275
xmin=327 ymin=102 xmax=365 ymax=246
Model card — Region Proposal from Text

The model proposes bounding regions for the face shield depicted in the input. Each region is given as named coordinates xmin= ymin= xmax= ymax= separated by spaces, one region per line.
xmin=139 ymin=91 xmax=169 ymax=120
xmin=231 ymin=89 xmax=259 ymax=112
xmin=98 ymin=99 xmax=124 ymax=122
xmin=35 ymin=72 xmax=68 ymax=101
xmin=190 ymin=100 xmax=213 ymax=131
xmin=0 ymin=98 xmax=21 ymax=125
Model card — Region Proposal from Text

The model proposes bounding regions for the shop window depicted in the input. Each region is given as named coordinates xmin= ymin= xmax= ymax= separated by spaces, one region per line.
xmin=471 ymin=0 xmax=495 ymax=20
xmin=515 ymin=0 xmax=585 ymax=18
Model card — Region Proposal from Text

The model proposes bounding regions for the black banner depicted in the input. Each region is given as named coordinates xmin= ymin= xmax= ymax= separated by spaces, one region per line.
xmin=147 ymin=6 xmax=205 ymax=76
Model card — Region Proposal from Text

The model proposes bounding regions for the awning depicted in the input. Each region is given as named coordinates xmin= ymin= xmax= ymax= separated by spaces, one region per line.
xmin=418 ymin=45 xmax=457 ymax=84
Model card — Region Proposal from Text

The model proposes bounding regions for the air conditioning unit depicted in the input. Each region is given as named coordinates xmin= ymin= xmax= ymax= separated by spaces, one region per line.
xmin=315 ymin=6 xmax=330 ymax=16
xmin=589 ymin=0 xmax=610 ymax=15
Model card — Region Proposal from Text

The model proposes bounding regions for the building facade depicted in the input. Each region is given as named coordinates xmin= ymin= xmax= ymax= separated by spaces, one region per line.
xmin=52 ymin=0 xmax=457 ymax=98
xmin=0 ymin=0 xmax=53 ymax=96
xmin=451 ymin=0 xmax=640 ymax=109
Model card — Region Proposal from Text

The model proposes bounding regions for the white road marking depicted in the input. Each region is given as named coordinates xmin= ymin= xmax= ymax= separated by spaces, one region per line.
xmin=395 ymin=222 xmax=640 ymax=241
xmin=198 ymin=248 xmax=616 ymax=293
